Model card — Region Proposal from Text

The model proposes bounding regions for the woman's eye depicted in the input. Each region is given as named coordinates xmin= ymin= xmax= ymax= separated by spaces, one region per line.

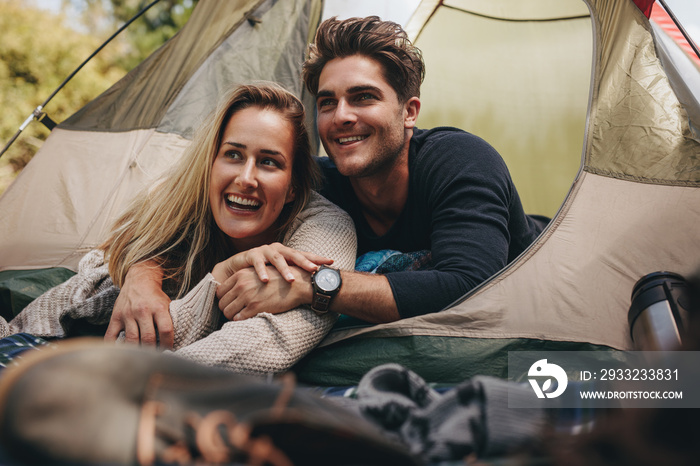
xmin=224 ymin=150 xmax=242 ymax=159
xmin=261 ymin=158 xmax=281 ymax=168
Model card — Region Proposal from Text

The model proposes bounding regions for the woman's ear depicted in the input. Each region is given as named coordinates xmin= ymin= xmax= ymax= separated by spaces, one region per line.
xmin=285 ymin=186 xmax=296 ymax=204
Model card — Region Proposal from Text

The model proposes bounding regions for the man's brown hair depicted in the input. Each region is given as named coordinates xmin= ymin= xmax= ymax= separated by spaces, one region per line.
xmin=302 ymin=16 xmax=425 ymax=103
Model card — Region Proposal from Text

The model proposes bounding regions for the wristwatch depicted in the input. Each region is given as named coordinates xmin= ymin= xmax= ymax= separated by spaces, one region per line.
xmin=310 ymin=266 xmax=342 ymax=314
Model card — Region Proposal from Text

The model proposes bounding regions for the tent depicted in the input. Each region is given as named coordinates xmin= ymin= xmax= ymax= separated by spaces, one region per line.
xmin=0 ymin=0 xmax=698 ymax=386
xmin=295 ymin=0 xmax=700 ymax=385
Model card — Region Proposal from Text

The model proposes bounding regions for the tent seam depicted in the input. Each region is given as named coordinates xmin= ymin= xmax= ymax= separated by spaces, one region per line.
xmin=584 ymin=166 xmax=700 ymax=186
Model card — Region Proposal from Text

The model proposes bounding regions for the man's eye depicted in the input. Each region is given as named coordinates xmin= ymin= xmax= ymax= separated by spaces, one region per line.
xmin=358 ymin=93 xmax=376 ymax=101
xmin=318 ymin=99 xmax=335 ymax=108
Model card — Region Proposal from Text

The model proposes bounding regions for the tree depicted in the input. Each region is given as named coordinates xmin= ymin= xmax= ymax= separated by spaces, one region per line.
xmin=71 ymin=0 xmax=197 ymax=69
xmin=0 ymin=0 xmax=196 ymax=195
xmin=0 ymin=0 xmax=125 ymax=194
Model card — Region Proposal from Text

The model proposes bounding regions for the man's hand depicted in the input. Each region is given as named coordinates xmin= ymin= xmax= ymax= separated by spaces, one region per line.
xmin=217 ymin=263 xmax=401 ymax=324
xmin=217 ymin=265 xmax=313 ymax=321
xmin=104 ymin=261 xmax=173 ymax=348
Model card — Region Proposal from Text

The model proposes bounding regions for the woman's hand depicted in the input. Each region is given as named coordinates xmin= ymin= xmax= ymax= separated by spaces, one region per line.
xmin=211 ymin=242 xmax=332 ymax=284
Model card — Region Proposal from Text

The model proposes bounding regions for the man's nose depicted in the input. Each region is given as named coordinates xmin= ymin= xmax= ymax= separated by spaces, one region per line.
xmin=334 ymin=99 xmax=356 ymax=126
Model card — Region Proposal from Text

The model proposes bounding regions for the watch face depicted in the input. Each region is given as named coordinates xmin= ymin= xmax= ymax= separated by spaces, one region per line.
xmin=315 ymin=267 xmax=341 ymax=292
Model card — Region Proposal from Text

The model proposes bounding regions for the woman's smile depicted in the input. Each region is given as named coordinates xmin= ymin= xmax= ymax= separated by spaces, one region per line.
xmin=209 ymin=106 xmax=295 ymax=251
xmin=225 ymin=193 xmax=262 ymax=211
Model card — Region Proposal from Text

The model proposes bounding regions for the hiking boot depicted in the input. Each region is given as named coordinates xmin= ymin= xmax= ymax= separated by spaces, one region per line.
xmin=0 ymin=339 xmax=419 ymax=465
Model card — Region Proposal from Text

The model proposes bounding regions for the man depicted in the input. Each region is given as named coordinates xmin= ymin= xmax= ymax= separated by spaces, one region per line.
xmin=106 ymin=16 xmax=545 ymax=347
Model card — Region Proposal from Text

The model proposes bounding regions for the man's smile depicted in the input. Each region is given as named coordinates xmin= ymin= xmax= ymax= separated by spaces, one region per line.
xmin=337 ymin=135 xmax=368 ymax=145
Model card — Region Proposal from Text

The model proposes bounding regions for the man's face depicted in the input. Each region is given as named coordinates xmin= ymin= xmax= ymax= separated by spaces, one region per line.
xmin=315 ymin=54 xmax=418 ymax=179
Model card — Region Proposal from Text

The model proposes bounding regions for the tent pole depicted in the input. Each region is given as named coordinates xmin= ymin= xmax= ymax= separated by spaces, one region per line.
xmin=657 ymin=0 xmax=700 ymax=61
xmin=0 ymin=0 xmax=162 ymax=161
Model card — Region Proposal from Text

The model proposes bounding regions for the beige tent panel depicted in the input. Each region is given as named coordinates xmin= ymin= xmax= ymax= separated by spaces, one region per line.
xmin=442 ymin=0 xmax=590 ymax=20
xmin=320 ymin=172 xmax=700 ymax=351
xmin=0 ymin=129 xmax=190 ymax=271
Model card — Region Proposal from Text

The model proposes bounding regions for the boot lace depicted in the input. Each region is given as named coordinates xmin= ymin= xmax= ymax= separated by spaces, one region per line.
xmin=136 ymin=372 xmax=297 ymax=466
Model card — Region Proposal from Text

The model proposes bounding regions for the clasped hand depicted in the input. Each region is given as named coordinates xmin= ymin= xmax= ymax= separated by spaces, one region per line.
xmin=105 ymin=243 xmax=331 ymax=348
xmin=215 ymin=243 xmax=325 ymax=321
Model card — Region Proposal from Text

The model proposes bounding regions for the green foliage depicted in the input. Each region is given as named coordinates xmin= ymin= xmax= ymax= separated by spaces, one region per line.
xmin=0 ymin=0 xmax=195 ymax=195
xmin=75 ymin=0 xmax=197 ymax=69
xmin=0 ymin=0 xmax=127 ymax=194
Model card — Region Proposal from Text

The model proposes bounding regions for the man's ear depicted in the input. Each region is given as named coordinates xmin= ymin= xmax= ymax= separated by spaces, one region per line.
xmin=403 ymin=97 xmax=421 ymax=129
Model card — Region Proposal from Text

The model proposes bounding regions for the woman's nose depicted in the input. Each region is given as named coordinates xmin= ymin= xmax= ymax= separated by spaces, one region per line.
xmin=235 ymin=159 xmax=258 ymax=189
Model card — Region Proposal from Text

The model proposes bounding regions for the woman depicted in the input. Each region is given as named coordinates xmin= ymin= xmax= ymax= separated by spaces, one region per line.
xmin=0 ymin=83 xmax=356 ymax=376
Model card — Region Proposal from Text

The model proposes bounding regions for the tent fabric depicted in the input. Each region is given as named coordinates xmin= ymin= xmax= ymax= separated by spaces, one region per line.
xmin=633 ymin=0 xmax=655 ymax=18
xmin=0 ymin=268 xmax=76 ymax=319
xmin=62 ymin=0 xmax=265 ymax=132
xmin=315 ymin=173 xmax=699 ymax=348
xmin=412 ymin=0 xmax=592 ymax=216
xmin=294 ymin=337 xmax=612 ymax=386
xmin=0 ymin=129 xmax=190 ymax=270
xmin=63 ymin=0 xmax=323 ymax=140
xmin=440 ymin=0 xmax=590 ymax=21
xmin=585 ymin=0 xmax=700 ymax=184
xmin=649 ymin=4 xmax=700 ymax=130
xmin=157 ymin=0 xmax=321 ymax=139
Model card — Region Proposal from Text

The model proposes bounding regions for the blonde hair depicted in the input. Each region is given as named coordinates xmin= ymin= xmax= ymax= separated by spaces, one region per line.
xmin=103 ymin=83 xmax=320 ymax=297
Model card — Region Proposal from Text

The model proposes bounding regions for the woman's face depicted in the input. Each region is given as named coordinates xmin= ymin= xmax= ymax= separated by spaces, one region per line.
xmin=209 ymin=106 xmax=296 ymax=251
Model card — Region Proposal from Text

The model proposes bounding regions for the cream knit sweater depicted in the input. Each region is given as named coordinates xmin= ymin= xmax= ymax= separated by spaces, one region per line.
xmin=3 ymin=192 xmax=356 ymax=376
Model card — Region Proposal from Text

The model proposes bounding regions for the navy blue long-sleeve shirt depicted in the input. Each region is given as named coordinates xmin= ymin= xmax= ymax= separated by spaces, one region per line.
xmin=317 ymin=127 xmax=544 ymax=318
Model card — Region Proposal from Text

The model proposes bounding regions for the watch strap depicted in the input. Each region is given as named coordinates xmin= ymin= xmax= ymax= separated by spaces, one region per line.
xmin=311 ymin=291 xmax=333 ymax=314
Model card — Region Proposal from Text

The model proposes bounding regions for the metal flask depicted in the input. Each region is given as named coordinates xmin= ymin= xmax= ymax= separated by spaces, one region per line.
xmin=628 ymin=272 xmax=691 ymax=351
